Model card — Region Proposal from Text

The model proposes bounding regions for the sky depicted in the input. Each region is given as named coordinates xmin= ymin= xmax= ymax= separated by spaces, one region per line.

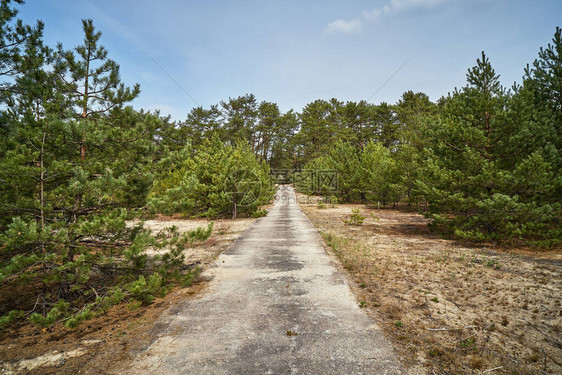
xmin=17 ymin=0 xmax=562 ymax=121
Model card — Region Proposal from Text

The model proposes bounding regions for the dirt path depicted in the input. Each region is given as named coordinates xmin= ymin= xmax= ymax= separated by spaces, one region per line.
xmin=115 ymin=186 xmax=402 ymax=374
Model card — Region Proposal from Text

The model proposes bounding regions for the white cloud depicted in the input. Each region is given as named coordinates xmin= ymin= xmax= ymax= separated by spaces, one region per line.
xmin=362 ymin=9 xmax=383 ymax=20
xmin=363 ymin=0 xmax=450 ymax=20
xmin=325 ymin=19 xmax=363 ymax=34
xmin=327 ymin=0 xmax=449 ymax=34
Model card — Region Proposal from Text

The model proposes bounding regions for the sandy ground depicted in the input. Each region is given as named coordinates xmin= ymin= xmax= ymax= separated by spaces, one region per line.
xmin=134 ymin=216 xmax=255 ymax=265
xmin=298 ymin=194 xmax=561 ymax=375
xmin=0 ymin=216 xmax=255 ymax=375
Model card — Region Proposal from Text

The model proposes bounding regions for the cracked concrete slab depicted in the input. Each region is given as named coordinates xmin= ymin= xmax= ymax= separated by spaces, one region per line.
xmin=118 ymin=185 xmax=402 ymax=374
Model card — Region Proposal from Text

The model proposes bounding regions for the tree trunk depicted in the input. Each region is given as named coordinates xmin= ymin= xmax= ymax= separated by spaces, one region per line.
xmin=40 ymin=131 xmax=45 ymax=250
xmin=71 ymin=48 xmax=90 ymax=262
xmin=262 ymin=133 xmax=269 ymax=162
xmin=40 ymin=131 xmax=46 ymax=290
xmin=251 ymin=131 xmax=256 ymax=153
xmin=484 ymin=110 xmax=491 ymax=149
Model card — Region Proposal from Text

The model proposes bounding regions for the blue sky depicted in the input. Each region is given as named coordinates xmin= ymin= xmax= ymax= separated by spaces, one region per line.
xmin=18 ymin=0 xmax=562 ymax=121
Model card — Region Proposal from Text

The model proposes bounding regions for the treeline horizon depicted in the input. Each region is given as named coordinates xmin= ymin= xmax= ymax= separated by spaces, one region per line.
xmin=164 ymin=36 xmax=560 ymax=247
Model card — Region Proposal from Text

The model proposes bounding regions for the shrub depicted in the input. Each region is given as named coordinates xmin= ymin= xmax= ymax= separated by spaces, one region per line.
xmin=181 ymin=266 xmax=202 ymax=288
xmin=29 ymin=300 xmax=70 ymax=327
xmin=0 ymin=310 xmax=25 ymax=330
xmin=126 ymin=273 xmax=167 ymax=305
xmin=344 ymin=208 xmax=365 ymax=226
xmin=252 ymin=209 xmax=268 ymax=218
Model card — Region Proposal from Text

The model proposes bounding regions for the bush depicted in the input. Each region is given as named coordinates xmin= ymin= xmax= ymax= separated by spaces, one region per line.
xmin=344 ymin=208 xmax=365 ymax=226
xmin=252 ymin=209 xmax=268 ymax=218
xmin=65 ymin=307 xmax=94 ymax=329
xmin=186 ymin=222 xmax=214 ymax=242
xmin=29 ymin=300 xmax=69 ymax=327
xmin=0 ymin=310 xmax=25 ymax=330
xmin=126 ymin=273 xmax=167 ymax=305
xmin=181 ymin=266 xmax=202 ymax=288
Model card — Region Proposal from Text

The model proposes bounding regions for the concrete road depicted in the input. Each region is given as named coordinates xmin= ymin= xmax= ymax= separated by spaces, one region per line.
xmin=120 ymin=185 xmax=402 ymax=374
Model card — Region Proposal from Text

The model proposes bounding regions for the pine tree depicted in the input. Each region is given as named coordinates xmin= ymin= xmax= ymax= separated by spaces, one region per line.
xmin=180 ymin=105 xmax=222 ymax=148
xmin=55 ymin=19 xmax=140 ymax=159
xmin=524 ymin=27 xmax=562 ymax=126
xmin=0 ymin=17 xmax=182 ymax=327
xmin=418 ymin=51 xmax=560 ymax=244
xmin=373 ymin=102 xmax=399 ymax=148
xmin=360 ymin=141 xmax=401 ymax=207
xmin=0 ymin=0 xmax=43 ymax=86
xmin=150 ymin=135 xmax=274 ymax=219
xmin=521 ymin=27 xmax=562 ymax=191
xmin=255 ymin=101 xmax=281 ymax=162
xmin=395 ymin=91 xmax=437 ymax=205
xmin=220 ymin=94 xmax=258 ymax=147
xmin=0 ymin=0 xmax=45 ymax=135
xmin=298 ymin=99 xmax=333 ymax=163
xmin=268 ymin=110 xmax=299 ymax=169
xmin=319 ymin=141 xmax=361 ymax=201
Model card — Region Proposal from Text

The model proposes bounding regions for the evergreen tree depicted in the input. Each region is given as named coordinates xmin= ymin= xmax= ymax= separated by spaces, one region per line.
xmin=373 ymin=102 xmax=399 ymax=148
xmin=524 ymin=27 xmax=562 ymax=129
xmin=150 ymin=135 xmax=274 ymax=218
xmin=0 ymin=0 xmax=44 ymax=88
xmin=298 ymin=99 xmax=333 ymax=163
xmin=0 ymin=17 xmax=189 ymax=328
xmin=360 ymin=141 xmax=401 ymax=207
xmin=395 ymin=91 xmax=437 ymax=205
xmin=0 ymin=0 xmax=45 ymax=135
xmin=322 ymin=141 xmax=361 ymax=201
xmin=341 ymin=100 xmax=377 ymax=148
xmin=220 ymin=94 xmax=258 ymax=147
xmin=268 ymin=110 xmax=299 ymax=169
xmin=520 ymin=27 xmax=562 ymax=193
xmin=180 ymin=105 xmax=222 ymax=148
xmin=418 ymin=51 xmax=560 ymax=244
xmin=255 ymin=101 xmax=281 ymax=162
xmin=55 ymin=19 xmax=140 ymax=159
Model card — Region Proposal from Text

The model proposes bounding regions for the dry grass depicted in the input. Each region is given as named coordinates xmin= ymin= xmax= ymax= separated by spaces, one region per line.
xmin=299 ymin=195 xmax=562 ymax=374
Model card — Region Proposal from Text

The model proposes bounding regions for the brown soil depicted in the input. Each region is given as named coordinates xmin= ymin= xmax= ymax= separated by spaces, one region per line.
xmin=299 ymin=194 xmax=561 ymax=375
xmin=0 ymin=217 xmax=255 ymax=374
